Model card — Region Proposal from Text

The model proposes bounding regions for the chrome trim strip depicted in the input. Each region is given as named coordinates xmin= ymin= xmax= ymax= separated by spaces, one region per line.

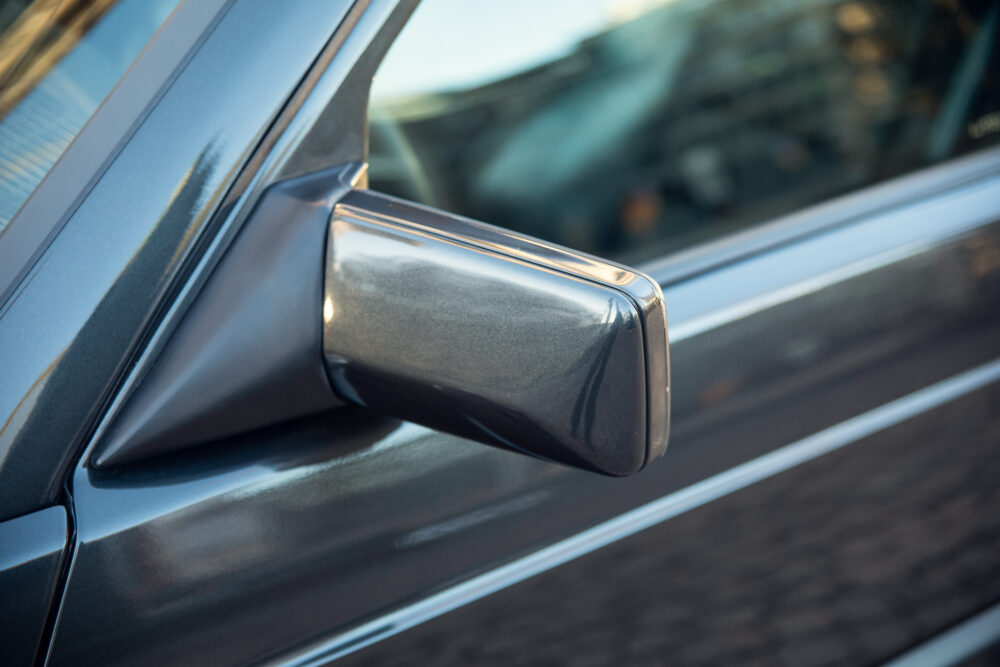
xmin=641 ymin=145 xmax=1000 ymax=287
xmin=883 ymin=602 xmax=1000 ymax=667
xmin=278 ymin=358 xmax=1000 ymax=666
xmin=664 ymin=175 xmax=1000 ymax=343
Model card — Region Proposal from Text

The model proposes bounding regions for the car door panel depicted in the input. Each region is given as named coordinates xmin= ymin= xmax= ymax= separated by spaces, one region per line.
xmin=0 ymin=506 xmax=68 ymax=666
xmin=45 ymin=152 xmax=1000 ymax=664
xmin=334 ymin=380 xmax=1000 ymax=666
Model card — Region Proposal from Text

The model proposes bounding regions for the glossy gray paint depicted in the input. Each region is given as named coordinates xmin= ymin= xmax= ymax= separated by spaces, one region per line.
xmin=95 ymin=158 xmax=667 ymax=477
xmin=0 ymin=0 xmax=229 ymax=305
xmin=0 ymin=0 xmax=359 ymax=520
xmin=94 ymin=168 xmax=357 ymax=468
xmin=0 ymin=506 xmax=67 ymax=665
xmin=45 ymin=154 xmax=1000 ymax=664
xmin=67 ymin=0 xmax=417 ymax=478
xmin=325 ymin=188 xmax=669 ymax=475
xmin=334 ymin=372 xmax=1000 ymax=666
xmin=274 ymin=0 xmax=421 ymax=182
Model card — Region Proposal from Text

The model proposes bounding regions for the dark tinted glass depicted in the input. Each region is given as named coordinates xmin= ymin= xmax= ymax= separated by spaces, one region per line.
xmin=370 ymin=0 xmax=1000 ymax=263
xmin=0 ymin=0 xmax=180 ymax=232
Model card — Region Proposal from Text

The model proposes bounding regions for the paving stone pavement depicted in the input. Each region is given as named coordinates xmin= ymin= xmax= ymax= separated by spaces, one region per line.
xmin=340 ymin=383 xmax=1000 ymax=666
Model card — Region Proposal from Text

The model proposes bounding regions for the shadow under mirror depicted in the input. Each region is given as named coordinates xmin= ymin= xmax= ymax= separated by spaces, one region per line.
xmin=86 ymin=406 xmax=402 ymax=489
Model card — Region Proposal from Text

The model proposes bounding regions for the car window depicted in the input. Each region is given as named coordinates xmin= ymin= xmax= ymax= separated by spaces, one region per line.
xmin=0 ymin=0 xmax=180 ymax=233
xmin=369 ymin=0 xmax=1000 ymax=264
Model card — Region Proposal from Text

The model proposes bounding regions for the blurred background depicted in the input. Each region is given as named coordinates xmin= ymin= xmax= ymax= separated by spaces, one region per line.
xmin=369 ymin=0 xmax=1000 ymax=264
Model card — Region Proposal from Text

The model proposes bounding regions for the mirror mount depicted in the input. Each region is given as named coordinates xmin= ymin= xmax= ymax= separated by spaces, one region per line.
xmin=94 ymin=164 xmax=669 ymax=475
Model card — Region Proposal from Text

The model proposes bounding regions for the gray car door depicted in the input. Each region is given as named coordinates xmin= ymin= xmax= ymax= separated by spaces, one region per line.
xmin=1 ymin=0 xmax=998 ymax=665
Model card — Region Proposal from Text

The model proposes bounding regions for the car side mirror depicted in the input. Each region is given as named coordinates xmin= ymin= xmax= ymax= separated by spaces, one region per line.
xmin=324 ymin=188 xmax=670 ymax=475
xmin=95 ymin=165 xmax=670 ymax=475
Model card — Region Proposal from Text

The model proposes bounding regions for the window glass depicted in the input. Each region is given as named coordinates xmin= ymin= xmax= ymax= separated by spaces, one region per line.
xmin=0 ymin=0 xmax=180 ymax=233
xmin=370 ymin=0 xmax=1000 ymax=264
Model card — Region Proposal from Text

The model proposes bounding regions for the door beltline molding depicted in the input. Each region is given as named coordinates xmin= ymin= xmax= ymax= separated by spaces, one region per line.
xmin=883 ymin=601 xmax=1000 ymax=667
xmin=276 ymin=357 xmax=1000 ymax=666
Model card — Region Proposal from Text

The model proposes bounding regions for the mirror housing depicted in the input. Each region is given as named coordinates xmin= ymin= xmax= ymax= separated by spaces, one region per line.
xmin=94 ymin=165 xmax=669 ymax=475
xmin=324 ymin=189 xmax=669 ymax=475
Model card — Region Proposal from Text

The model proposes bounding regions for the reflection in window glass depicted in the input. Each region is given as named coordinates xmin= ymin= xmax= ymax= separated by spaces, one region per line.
xmin=370 ymin=0 xmax=1000 ymax=263
xmin=0 ymin=0 xmax=180 ymax=232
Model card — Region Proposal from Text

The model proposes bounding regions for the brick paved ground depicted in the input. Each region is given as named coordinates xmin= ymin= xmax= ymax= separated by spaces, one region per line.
xmin=340 ymin=384 xmax=1000 ymax=666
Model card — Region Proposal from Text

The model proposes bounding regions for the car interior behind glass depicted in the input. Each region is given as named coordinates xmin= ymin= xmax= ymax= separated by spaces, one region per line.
xmin=369 ymin=0 xmax=1000 ymax=264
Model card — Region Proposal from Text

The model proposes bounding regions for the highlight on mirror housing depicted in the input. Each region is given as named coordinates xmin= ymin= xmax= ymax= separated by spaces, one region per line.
xmin=93 ymin=165 xmax=670 ymax=477
xmin=324 ymin=187 xmax=670 ymax=475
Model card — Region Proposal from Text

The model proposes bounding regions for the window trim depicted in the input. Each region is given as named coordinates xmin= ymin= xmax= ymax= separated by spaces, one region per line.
xmin=0 ymin=0 xmax=231 ymax=309
xmin=642 ymin=144 xmax=1000 ymax=286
